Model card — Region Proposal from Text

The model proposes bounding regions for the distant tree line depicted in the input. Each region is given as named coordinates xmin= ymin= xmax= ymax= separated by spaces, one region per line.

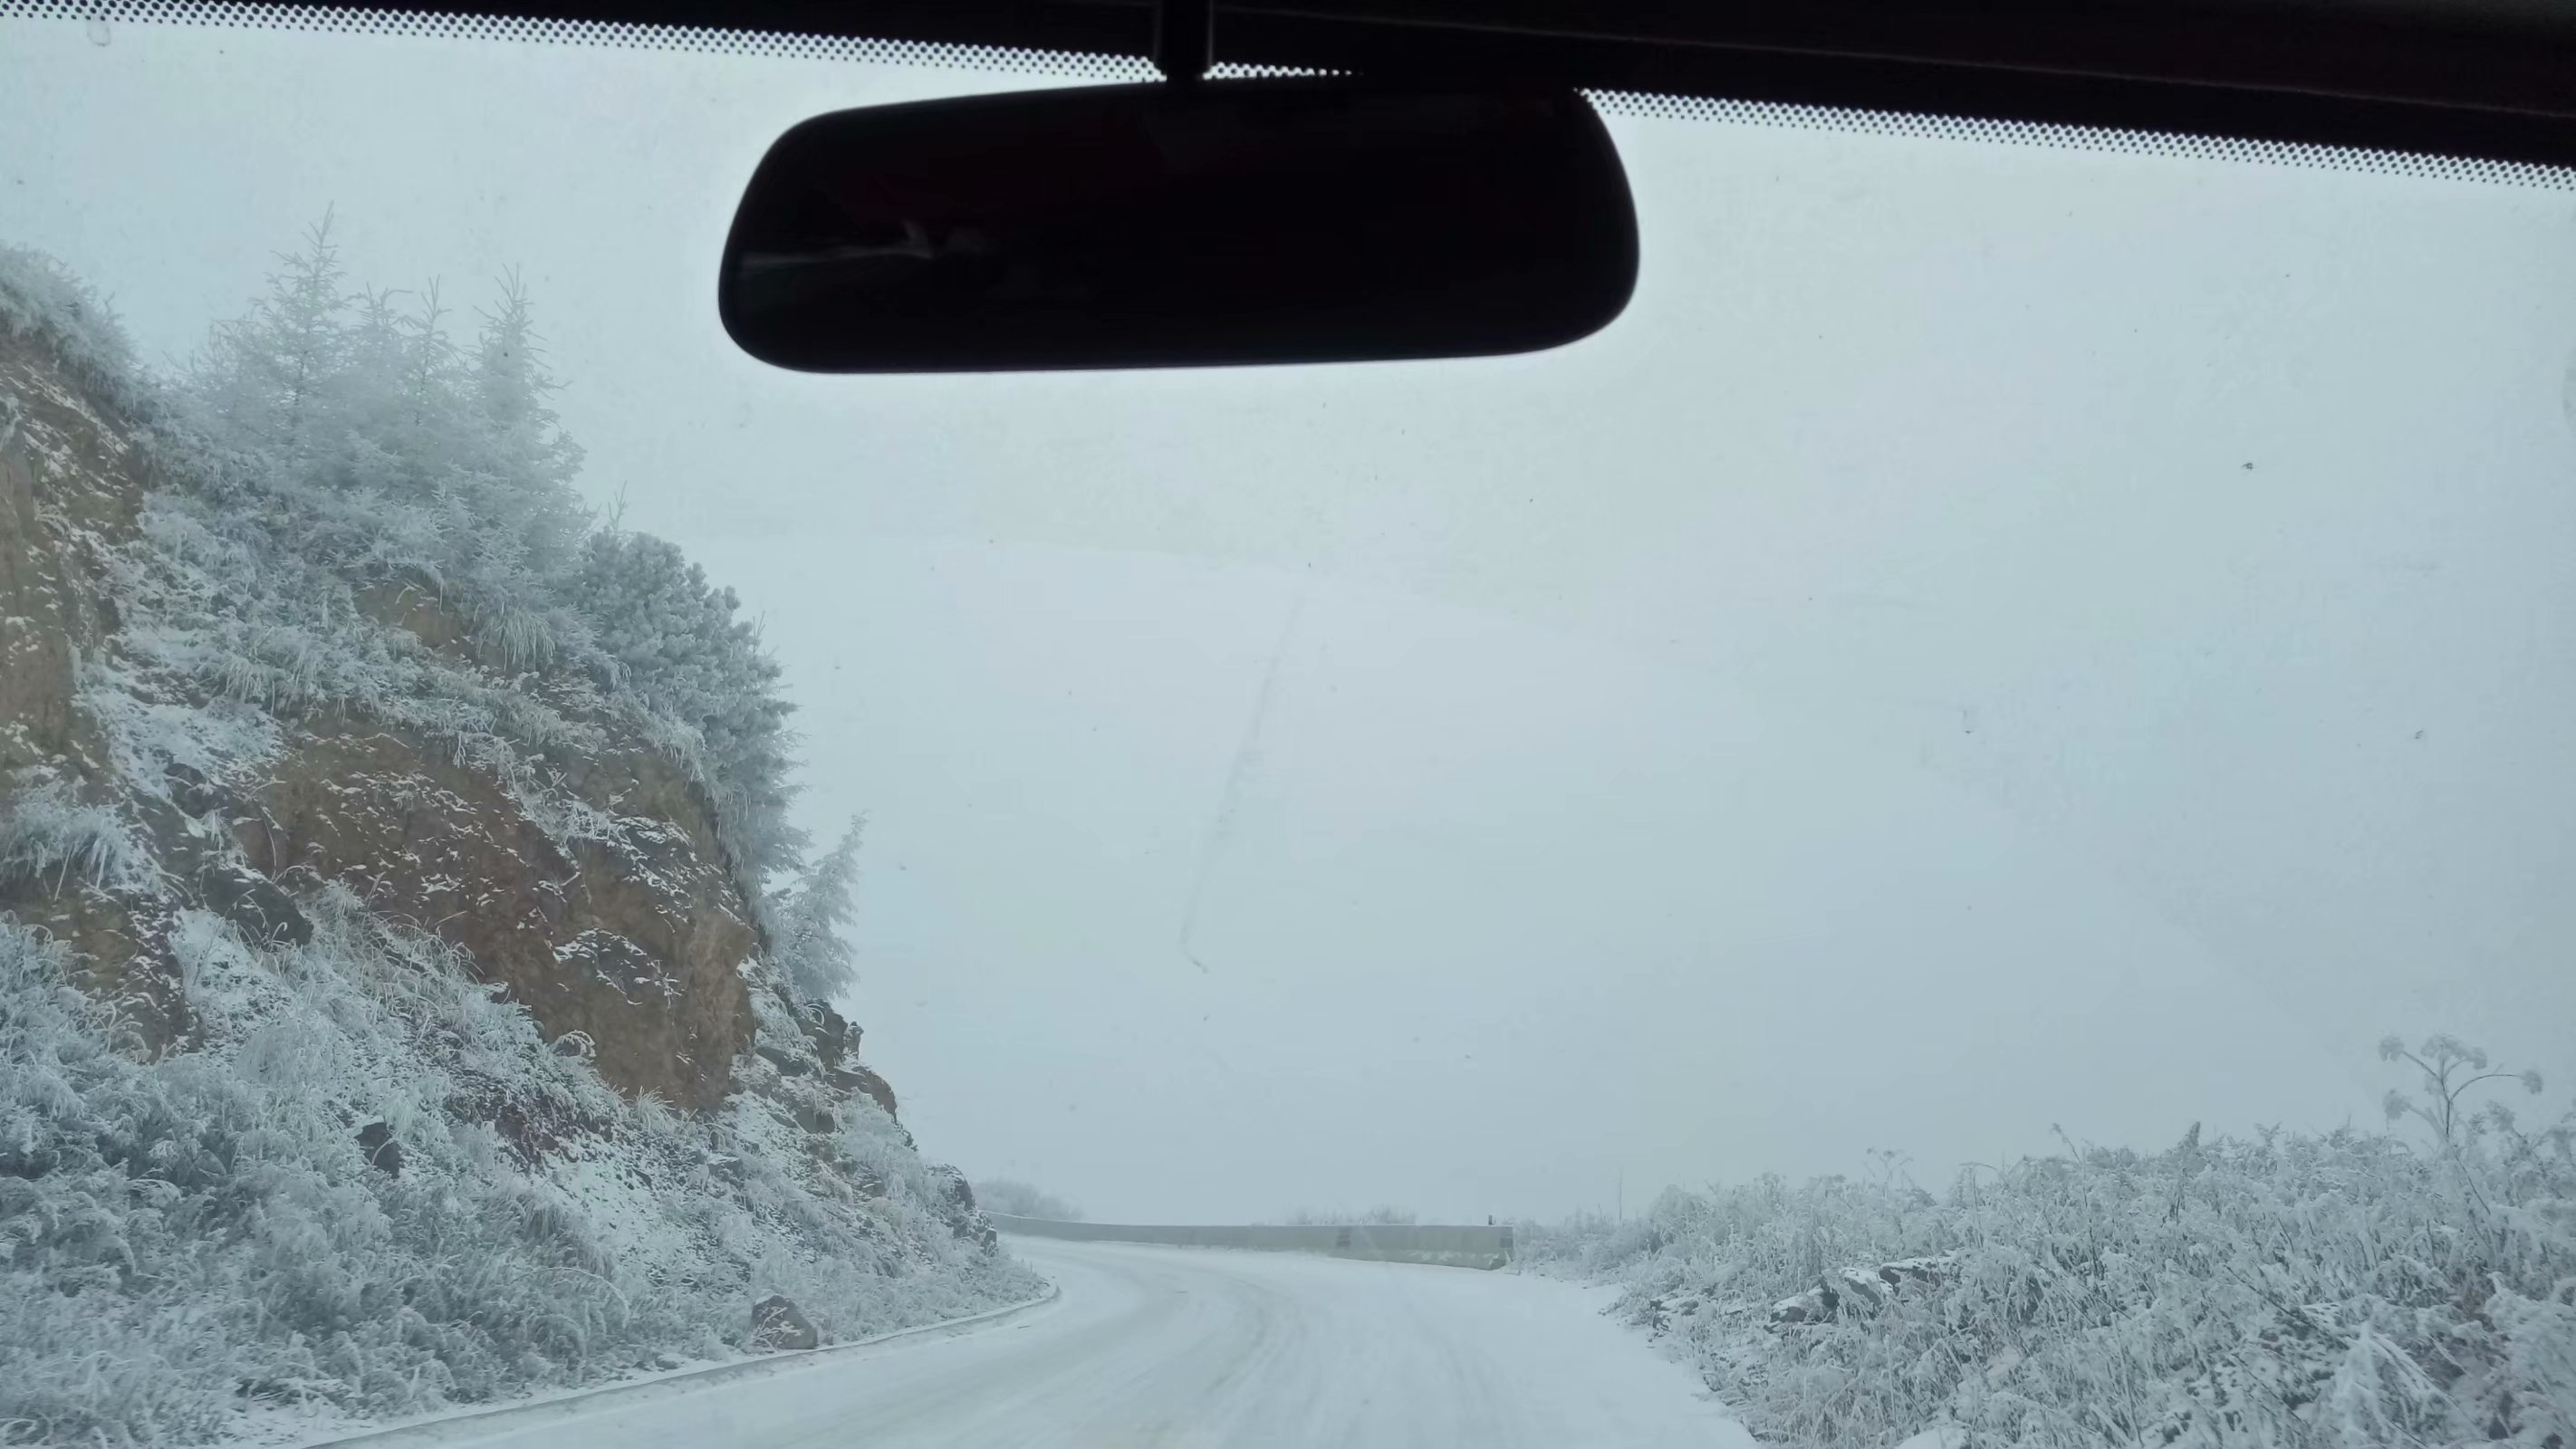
xmin=975 ymin=1178 xmax=1087 ymax=1221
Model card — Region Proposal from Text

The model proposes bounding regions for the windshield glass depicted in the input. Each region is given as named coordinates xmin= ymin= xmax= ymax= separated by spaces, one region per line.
xmin=4 ymin=9 xmax=2571 ymax=1448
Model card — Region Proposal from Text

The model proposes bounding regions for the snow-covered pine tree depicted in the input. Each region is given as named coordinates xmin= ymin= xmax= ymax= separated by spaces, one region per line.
xmin=769 ymin=817 xmax=864 ymax=1003
xmin=470 ymin=273 xmax=582 ymax=489
xmin=436 ymin=273 xmax=591 ymax=667
xmin=180 ymin=221 xmax=591 ymax=628
xmin=186 ymin=213 xmax=349 ymax=461
xmin=170 ymin=219 xmax=807 ymax=910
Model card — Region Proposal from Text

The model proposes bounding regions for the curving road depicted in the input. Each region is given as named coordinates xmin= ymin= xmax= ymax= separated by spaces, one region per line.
xmin=428 ymin=1236 xmax=1755 ymax=1449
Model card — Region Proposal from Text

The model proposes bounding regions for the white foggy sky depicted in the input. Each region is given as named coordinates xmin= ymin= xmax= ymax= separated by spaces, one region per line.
xmin=5 ymin=12 xmax=2573 ymax=1223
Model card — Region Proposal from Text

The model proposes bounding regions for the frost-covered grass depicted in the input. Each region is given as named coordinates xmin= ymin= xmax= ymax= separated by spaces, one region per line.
xmin=0 ymin=778 xmax=149 ymax=896
xmin=0 ymin=903 xmax=1038 ymax=1447
xmin=1523 ymin=1051 xmax=2576 ymax=1449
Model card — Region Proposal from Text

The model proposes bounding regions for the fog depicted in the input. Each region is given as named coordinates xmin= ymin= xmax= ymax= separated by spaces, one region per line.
xmin=6 ymin=12 xmax=2573 ymax=1223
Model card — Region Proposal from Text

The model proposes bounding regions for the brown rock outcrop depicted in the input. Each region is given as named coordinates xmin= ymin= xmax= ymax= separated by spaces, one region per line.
xmin=5 ymin=310 xmax=785 ymax=1115
xmin=1 ymin=331 xmax=183 ymax=1049
xmin=233 ymin=724 xmax=756 ymax=1108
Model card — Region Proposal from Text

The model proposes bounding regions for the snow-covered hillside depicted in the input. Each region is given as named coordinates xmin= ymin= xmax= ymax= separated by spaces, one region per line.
xmin=1522 ymin=1040 xmax=2576 ymax=1448
xmin=0 ymin=235 xmax=1039 ymax=1446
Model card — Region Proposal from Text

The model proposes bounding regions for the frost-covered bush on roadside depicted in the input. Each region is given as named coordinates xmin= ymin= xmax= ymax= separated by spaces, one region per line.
xmin=765 ymin=818 xmax=864 ymax=1003
xmin=562 ymin=529 xmax=805 ymax=890
xmin=0 ymin=897 xmax=1034 ymax=1446
xmin=1526 ymin=1043 xmax=2576 ymax=1449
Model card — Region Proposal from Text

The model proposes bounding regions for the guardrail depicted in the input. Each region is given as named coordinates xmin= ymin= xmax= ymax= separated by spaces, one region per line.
xmin=986 ymin=1214 xmax=1514 ymax=1270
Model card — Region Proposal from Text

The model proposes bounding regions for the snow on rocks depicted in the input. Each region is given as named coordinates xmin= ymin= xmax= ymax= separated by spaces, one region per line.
xmin=748 ymin=1296 xmax=821 ymax=1352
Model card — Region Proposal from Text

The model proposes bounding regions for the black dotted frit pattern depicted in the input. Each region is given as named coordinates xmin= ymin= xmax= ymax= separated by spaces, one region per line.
xmin=0 ymin=1 xmax=1159 ymax=78
xmin=1585 ymin=89 xmax=2576 ymax=191
xmin=2 ymin=2 xmax=2567 ymax=188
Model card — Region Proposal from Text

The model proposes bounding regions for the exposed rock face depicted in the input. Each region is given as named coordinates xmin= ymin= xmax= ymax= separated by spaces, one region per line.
xmin=1 ymin=304 xmax=812 ymax=1113
xmin=0 ymin=331 xmax=137 ymax=774
xmin=233 ymin=723 xmax=756 ymax=1108
xmin=933 ymin=1166 xmax=1000 ymax=1252
xmin=807 ymin=999 xmax=899 ymax=1116
xmin=748 ymin=1295 xmax=819 ymax=1351
xmin=0 ymin=449 xmax=81 ymax=772
xmin=195 ymin=859 xmax=312 ymax=946
xmin=1 ymin=334 xmax=187 ymax=1049
xmin=356 ymin=1120 xmax=404 ymax=1176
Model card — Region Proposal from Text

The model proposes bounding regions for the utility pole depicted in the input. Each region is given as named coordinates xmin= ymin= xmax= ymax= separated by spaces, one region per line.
xmin=1615 ymin=1168 xmax=1624 ymax=1222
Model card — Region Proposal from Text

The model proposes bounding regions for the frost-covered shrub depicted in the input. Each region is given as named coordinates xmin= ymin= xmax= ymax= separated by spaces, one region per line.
xmin=0 ymin=903 xmax=1038 ymax=1446
xmin=562 ymin=529 xmax=803 ymax=887
xmin=1528 ymin=1051 xmax=2576 ymax=1449
xmin=766 ymin=819 xmax=863 ymax=1003
xmin=0 ymin=243 xmax=149 ymax=417
xmin=840 ymin=1094 xmax=947 ymax=1223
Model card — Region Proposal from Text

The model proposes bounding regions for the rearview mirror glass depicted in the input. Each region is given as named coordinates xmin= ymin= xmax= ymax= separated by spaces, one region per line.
xmin=719 ymin=79 xmax=1638 ymax=371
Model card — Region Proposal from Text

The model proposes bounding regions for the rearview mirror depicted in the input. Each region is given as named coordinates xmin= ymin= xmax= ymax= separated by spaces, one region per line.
xmin=719 ymin=79 xmax=1638 ymax=371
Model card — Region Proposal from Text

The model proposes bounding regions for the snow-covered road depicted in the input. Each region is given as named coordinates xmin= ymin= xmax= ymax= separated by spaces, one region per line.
xmin=436 ymin=1237 xmax=1754 ymax=1448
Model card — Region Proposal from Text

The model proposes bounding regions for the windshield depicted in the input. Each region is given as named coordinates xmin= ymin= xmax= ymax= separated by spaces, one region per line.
xmin=3 ymin=8 xmax=2571 ymax=1449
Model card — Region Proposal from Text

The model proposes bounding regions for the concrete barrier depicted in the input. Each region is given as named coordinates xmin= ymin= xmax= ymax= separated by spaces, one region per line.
xmin=988 ymin=1214 xmax=1514 ymax=1270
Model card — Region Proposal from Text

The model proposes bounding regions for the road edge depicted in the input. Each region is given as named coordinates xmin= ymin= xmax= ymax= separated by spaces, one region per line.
xmin=292 ymin=1281 xmax=1065 ymax=1449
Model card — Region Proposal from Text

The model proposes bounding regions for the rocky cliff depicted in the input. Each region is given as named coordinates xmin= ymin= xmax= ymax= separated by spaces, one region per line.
xmin=0 ymin=246 xmax=1033 ymax=1445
